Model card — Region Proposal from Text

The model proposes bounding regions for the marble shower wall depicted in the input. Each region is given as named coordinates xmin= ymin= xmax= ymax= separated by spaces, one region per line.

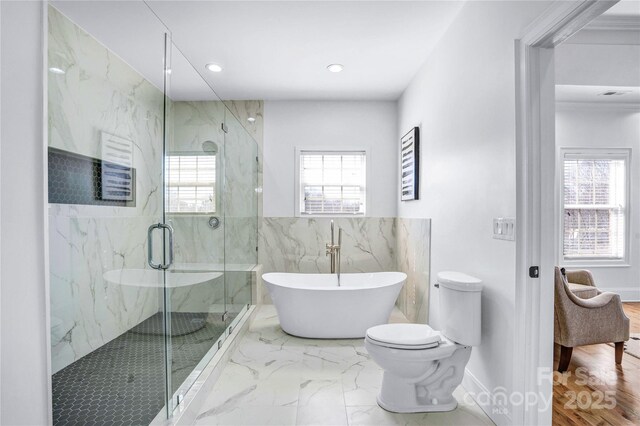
xmin=395 ymin=218 xmax=432 ymax=324
xmin=168 ymin=101 xmax=260 ymax=266
xmin=225 ymin=100 xmax=264 ymax=218
xmin=167 ymin=101 xmax=259 ymax=317
xmin=168 ymin=101 xmax=226 ymax=267
xmin=48 ymin=6 xmax=164 ymax=373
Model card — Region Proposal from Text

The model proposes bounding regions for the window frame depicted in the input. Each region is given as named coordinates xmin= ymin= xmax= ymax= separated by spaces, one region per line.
xmin=165 ymin=151 xmax=220 ymax=216
xmin=558 ymin=147 xmax=631 ymax=267
xmin=294 ymin=147 xmax=370 ymax=217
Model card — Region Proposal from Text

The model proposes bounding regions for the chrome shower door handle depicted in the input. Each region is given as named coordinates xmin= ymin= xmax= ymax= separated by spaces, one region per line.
xmin=163 ymin=223 xmax=174 ymax=268
xmin=147 ymin=223 xmax=174 ymax=270
xmin=148 ymin=224 xmax=162 ymax=270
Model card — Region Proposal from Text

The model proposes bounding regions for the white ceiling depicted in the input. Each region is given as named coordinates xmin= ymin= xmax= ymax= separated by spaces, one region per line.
xmin=557 ymin=1 xmax=640 ymax=105
xmin=603 ymin=0 xmax=640 ymax=16
xmin=54 ymin=1 xmax=465 ymax=101
xmin=148 ymin=1 xmax=464 ymax=100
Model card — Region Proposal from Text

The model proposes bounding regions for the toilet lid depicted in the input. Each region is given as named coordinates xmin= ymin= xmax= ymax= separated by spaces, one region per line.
xmin=366 ymin=324 xmax=442 ymax=350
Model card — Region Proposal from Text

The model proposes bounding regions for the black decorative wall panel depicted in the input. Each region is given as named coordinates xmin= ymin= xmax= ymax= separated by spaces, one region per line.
xmin=48 ymin=147 xmax=136 ymax=207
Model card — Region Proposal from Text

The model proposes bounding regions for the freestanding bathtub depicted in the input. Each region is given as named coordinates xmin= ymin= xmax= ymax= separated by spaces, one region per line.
xmin=262 ymin=272 xmax=406 ymax=338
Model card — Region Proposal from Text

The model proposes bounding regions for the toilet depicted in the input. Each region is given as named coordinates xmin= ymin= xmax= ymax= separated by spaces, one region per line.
xmin=365 ymin=271 xmax=482 ymax=413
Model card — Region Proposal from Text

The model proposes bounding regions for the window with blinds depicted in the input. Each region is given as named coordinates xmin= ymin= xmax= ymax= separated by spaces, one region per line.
xmin=166 ymin=154 xmax=216 ymax=213
xmin=299 ymin=151 xmax=366 ymax=215
xmin=562 ymin=151 xmax=628 ymax=261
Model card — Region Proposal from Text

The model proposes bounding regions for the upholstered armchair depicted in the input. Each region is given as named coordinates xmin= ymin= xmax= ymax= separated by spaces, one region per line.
xmin=564 ymin=269 xmax=599 ymax=299
xmin=554 ymin=267 xmax=630 ymax=372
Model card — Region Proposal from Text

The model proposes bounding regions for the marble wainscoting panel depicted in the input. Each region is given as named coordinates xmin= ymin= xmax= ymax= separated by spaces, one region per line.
xmin=258 ymin=217 xmax=396 ymax=303
xmin=49 ymin=206 xmax=162 ymax=373
xmin=395 ymin=218 xmax=432 ymax=324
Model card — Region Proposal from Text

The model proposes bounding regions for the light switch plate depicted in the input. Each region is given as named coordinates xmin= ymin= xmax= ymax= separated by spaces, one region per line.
xmin=493 ymin=218 xmax=515 ymax=241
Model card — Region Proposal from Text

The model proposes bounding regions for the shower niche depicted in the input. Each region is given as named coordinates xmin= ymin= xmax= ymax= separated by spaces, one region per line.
xmin=47 ymin=2 xmax=258 ymax=424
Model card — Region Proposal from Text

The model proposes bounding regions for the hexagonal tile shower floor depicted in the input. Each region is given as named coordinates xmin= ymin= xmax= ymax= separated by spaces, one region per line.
xmin=52 ymin=312 xmax=231 ymax=426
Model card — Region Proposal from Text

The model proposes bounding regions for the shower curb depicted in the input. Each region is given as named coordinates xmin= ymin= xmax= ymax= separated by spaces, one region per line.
xmin=150 ymin=305 xmax=257 ymax=426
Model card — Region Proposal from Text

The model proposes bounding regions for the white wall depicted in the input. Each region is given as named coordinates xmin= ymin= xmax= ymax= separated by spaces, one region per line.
xmin=556 ymin=105 xmax=640 ymax=300
xmin=397 ymin=1 xmax=551 ymax=423
xmin=263 ymin=101 xmax=397 ymax=217
xmin=0 ymin=1 xmax=51 ymax=424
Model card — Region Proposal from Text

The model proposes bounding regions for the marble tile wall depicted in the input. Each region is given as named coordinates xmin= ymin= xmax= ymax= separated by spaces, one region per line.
xmin=395 ymin=218 xmax=432 ymax=324
xmin=48 ymin=6 xmax=165 ymax=373
xmin=222 ymin=113 xmax=259 ymax=267
xmin=168 ymin=101 xmax=260 ymax=267
xmin=258 ymin=217 xmax=397 ymax=303
xmin=168 ymin=101 xmax=226 ymax=267
xmin=257 ymin=216 xmax=431 ymax=323
xmin=167 ymin=101 xmax=259 ymax=317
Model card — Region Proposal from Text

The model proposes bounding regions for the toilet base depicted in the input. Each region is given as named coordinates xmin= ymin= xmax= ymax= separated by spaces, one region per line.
xmin=377 ymin=395 xmax=458 ymax=413
xmin=373 ymin=345 xmax=472 ymax=414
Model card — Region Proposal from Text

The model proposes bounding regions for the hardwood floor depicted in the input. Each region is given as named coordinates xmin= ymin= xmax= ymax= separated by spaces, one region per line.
xmin=553 ymin=302 xmax=640 ymax=425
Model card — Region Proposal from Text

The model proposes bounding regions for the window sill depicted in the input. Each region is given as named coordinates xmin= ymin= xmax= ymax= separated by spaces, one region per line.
xmin=297 ymin=214 xmax=366 ymax=218
xmin=561 ymin=260 xmax=631 ymax=269
xmin=167 ymin=212 xmax=217 ymax=216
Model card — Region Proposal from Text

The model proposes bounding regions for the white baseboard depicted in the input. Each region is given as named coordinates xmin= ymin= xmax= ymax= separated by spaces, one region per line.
xmin=462 ymin=368 xmax=511 ymax=426
xmin=599 ymin=286 xmax=640 ymax=302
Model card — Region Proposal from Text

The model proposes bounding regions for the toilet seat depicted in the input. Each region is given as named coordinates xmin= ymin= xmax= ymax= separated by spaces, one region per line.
xmin=366 ymin=324 xmax=442 ymax=350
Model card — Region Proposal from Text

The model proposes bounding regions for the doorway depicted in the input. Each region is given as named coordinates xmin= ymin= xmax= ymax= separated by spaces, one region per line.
xmin=514 ymin=0 xmax=639 ymax=425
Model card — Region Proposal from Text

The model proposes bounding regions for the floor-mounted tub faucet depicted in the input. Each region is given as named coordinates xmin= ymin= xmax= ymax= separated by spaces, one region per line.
xmin=326 ymin=220 xmax=342 ymax=285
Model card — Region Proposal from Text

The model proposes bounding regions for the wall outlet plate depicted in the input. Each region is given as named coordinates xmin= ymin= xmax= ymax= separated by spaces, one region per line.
xmin=493 ymin=218 xmax=516 ymax=241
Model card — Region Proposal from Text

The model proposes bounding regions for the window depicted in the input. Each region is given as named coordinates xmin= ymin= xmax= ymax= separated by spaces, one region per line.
xmin=561 ymin=150 xmax=629 ymax=262
xmin=297 ymin=150 xmax=366 ymax=216
xmin=166 ymin=154 xmax=216 ymax=213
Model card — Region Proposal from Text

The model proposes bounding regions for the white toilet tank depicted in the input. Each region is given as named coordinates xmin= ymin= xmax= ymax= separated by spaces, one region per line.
xmin=437 ymin=271 xmax=482 ymax=346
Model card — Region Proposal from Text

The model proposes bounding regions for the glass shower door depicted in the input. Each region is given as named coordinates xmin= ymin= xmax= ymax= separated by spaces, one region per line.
xmin=161 ymin=37 xmax=260 ymax=414
xmin=162 ymin=38 xmax=230 ymax=412
xmin=223 ymin=110 xmax=258 ymax=328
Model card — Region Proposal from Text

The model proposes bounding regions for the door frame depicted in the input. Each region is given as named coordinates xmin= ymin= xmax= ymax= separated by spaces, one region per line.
xmin=513 ymin=1 xmax=617 ymax=425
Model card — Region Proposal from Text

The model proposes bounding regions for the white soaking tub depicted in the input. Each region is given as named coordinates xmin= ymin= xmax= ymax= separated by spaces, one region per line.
xmin=262 ymin=272 xmax=406 ymax=338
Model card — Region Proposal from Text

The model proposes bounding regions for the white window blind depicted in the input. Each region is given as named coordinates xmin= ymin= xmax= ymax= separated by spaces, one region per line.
xmin=166 ymin=154 xmax=216 ymax=213
xmin=299 ymin=151 xmax=366 ymax=215
xmin=562 ymin=153 xmax=628 ymax=260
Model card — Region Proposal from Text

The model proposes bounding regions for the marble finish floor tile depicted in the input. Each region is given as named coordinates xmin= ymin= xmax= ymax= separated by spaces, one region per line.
xmin=194 ymin=305 xmax=495 ymax=426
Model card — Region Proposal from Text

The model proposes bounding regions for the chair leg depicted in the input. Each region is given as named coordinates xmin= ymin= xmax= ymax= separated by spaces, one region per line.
xmin=615 ymin=342 xmax=624 ymax=364
xmin=558 ymin=345 xmax=573 ymax=372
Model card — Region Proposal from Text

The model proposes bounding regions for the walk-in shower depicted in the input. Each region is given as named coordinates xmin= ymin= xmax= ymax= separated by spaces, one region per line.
xmin=47 ymin=2 xmax=258 ymax=424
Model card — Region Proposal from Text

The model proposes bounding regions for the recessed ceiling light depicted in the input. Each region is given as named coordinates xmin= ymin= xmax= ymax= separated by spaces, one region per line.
xmin=327 ymin=64 xmax=344 ymax=73
xmin=49 ymin=67 xmax=65 ymax=74
xmin=206 ymin=63 xmax=223 ymax=73
xmin=247 ymin=117 xmax=256 ymax=123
